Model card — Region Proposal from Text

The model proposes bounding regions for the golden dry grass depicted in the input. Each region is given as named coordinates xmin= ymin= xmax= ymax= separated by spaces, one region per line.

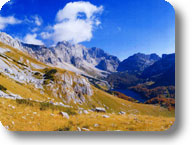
xmin=0 ymin=75 xmax=50 ymax=102
xmin=0 ymin=98 xmax=175 ymax=131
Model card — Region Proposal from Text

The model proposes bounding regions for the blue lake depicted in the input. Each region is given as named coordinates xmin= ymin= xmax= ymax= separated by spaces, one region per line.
xmin=113 ymin=89 xmax=147 ymax=103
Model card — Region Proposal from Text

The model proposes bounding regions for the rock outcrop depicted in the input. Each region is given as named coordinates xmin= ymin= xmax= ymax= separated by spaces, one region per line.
xmin=44 ymin=71 xmax=93 ymax=104
xmin=0 ymin=32 xmax=23 ymax=51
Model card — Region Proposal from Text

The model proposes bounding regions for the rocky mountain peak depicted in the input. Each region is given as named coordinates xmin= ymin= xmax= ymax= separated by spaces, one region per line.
xmin=150 ymin=53 xmax=160 ymax=60
xmin=0 ymin=32 xmax=23 ymax=51
xmin=56 ymin=40 xmax=74 ymax=48
xmin=88 ymin=47 xmax=106 ymax=57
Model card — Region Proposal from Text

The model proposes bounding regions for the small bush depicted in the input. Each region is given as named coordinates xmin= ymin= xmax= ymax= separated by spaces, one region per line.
xmin=0 ymin=84 xmax=7 ymax=92
xmin=43 ymin=69 xmax=57 ymax=81
xmin=33 ymin=72 xmax=42 ymax=79
xmin=16 ymin=99 xmax=33 ymax=106
xmin=40 ymin=102 xmax=50 ymax=111
xmin=82 ymin=125 xmax=89 ymax=129
xmin=43 ymin=79 xmax=51 ymax=85
xmin=58 ymin=127 xmax=71 ymax=131
xmin=57 ymin=121 xmax=74 ymax=131
xmin=13 ymin=59 xmax=28 ymax=67
xmin=112 ymin=91 xmax=138 ymax=102
xmin=39 ymin=102 xmax=77 ymax=115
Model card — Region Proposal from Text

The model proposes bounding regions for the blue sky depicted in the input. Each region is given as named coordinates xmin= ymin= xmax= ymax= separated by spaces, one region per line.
xmin=0 ymin=0 xmax=175 ymax=60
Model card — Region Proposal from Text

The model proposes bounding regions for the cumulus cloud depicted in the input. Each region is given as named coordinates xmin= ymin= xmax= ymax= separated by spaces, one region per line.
xmin=53 ymin=19 xmax=93 ymax=43
xmin=56 ymin=1 xmax=103 ymax=22
xmin=49 ymin=1 xmax=103 ymax=44
xmin=24 ymin=33 xmax=44 ymax=45
xmin=0 ymin=15 xmax=21 ymax=30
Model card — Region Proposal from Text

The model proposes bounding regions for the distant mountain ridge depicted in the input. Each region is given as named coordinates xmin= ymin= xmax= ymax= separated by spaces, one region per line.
xmin=142 ymin=53 xmax=175 ymax=86
xmin=117 ymin=53 xmax=161 ymax=73
xmin=106 ymin=53 xmax=175 ymax=89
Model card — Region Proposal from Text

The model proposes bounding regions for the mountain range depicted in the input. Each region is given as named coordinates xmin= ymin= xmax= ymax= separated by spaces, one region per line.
xmin=0 ymin=32 xmax=175 ymax=131
xmin=0 ymin=32 xmax=120 ymax=77
xmin=0 ymin=32 xmax=175 ymax=87
xmin=0 ymin=32 xmax=175 ymax=88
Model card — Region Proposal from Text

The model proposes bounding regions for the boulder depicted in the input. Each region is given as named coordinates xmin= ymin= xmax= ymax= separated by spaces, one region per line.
xmin=83 ymin=110 xmax=89 ymax=114
xmin=119 ymin=111 xmax=126 ymax=115
xmin=77 ymin=127 xmax=81 ymax=131
xmin=94 ymin=107 xmax=106 ymax=112
xmin=78 ymin=110 xmax=83 ymax=114
xmin=103 ymin=115 xmax=110 ymax=118
xmin=59 ymin=112 xmax=69 ymax=119
xmin=81 ymin=128 xmax=89 ymax=131
xmin=94 ymin=124 xmax=99 ymax=127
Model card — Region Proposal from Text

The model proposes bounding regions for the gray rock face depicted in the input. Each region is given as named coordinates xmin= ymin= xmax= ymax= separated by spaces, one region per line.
xmin=22 ymin=41 xmax=120 ymax=74
xmin=88 ymin=47 xmax=120 ymax=72
xmin=53 ymin=43 xmax=120 ymax=72
xmin=0 ymin=32 xmax=23 ymax=51
xmin=22 ymin=43 xmax=59 ymax=65
xmin=96 ymin=58 xmax=119 ymax=72
xmin=46 ymin=72 xmax=93 ymax=104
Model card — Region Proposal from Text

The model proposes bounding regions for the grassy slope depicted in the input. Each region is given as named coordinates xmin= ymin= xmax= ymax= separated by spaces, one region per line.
xmin=0 ymin=98 xmax=174 ymax=131
xmin=0 ymin=42 xmax=175 ymax=131
xmin=0 ymin=73 xmax=175 ymax=131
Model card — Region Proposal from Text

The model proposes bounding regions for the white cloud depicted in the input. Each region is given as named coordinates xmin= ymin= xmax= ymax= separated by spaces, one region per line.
xmin=56 ymin=1 xmax=103 ymax=22
xmin=24 ymin=33 xmax=44 ymax=45
xmin=40 ymin=32 xmax=51 ymax=39
xmin=32 ymin=27 xmax=39 ymax=32
xmin=49 ymin=1 xmax=103 ymax=44
xmin=0 ymin=0 xmax=9 ymax=10
xmin=24 ymin=15 xmax=42 ymax=26
xmin=0 ymin=15 xmax=21 ymax=30
xmin=53 ymin=19 xmax=93 ymax=43
xmin=95 ymin=19 xmax=101 ymax=26
xmin=34 ymin=16 xmax=42 ymax=26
